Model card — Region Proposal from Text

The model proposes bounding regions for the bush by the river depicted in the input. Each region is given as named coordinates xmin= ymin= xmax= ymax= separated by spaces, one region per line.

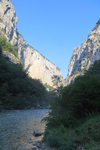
xmin=44 ymin=60 xmax=100 ymax=149
xmin=46 ymin=75 xmax=100 ymax=127
xmin=45 ymin=114 xmax=100 ymax=150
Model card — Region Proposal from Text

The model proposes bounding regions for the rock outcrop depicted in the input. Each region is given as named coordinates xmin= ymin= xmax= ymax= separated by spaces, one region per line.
xmin=0 ymin=0 xmax=18 ymax=45
xmin=2 ymin=50 xmax=19 ymax=64
xmin=0 ymin=0 xmax=63 ymax=88
xmin=66 ymin=19 xmax=100 ymax=85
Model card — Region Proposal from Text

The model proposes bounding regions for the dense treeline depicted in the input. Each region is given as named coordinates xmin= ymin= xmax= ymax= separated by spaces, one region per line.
xmin=44 ymin=60 xmax=100 ymax=149
xmin=0 ymin=36 xmax=54 ymax=110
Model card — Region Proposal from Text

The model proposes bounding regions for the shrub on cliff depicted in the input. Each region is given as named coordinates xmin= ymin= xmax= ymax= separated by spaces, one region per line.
xmin=0 ymin=36 xmax=17 ymax=57
xmin=0 ymin=45 xmax=2 ymax=55
xmin=85 ymin=59 xmax=100 ymax=75
xmin=0 ymin=36 xmax=7 ymax=47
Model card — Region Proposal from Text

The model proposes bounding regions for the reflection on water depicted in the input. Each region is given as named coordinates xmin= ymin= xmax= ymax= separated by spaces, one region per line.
xmin=0 ymin=109 xmax=49 ymax=150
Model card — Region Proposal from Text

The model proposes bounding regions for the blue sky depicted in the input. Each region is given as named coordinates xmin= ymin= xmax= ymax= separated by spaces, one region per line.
xmin=11 ymin=0 xmax=100 ymax=79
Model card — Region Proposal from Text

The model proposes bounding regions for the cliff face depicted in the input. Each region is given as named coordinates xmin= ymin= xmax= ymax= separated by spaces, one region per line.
xmin=18 ymin=34 xmax=62 ymax=87
xmin=66 ymin=19 xmax=100 ymax=85
xmin=2 ymin=51 xmax=19 ymax=64
xmin=0 ymin=0 xmax=63 ymax=87
xmin=0 ymin=0 xmax=18 ymax=45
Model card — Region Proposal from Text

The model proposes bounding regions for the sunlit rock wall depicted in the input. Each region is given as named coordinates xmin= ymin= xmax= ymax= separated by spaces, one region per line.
xmin=0 ymin=0 xmax=18 ymax=45
xmin=66 ymin=19 xmax=100 ymax=85
xmin=18 ymin=34 xmax=62 ymax=87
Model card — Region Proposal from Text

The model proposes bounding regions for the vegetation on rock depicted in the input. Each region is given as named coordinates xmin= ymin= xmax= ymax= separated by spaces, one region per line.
xmin=0 ymin=36 xmax=18 ymax=57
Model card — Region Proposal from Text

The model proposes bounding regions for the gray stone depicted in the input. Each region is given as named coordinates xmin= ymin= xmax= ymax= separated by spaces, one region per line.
xmin=33 ymin=129 xmax=43 ymax=137
xmin=65 ymin=19 xmax=100 ymax=86
xmin=31 ymin=146 xmax=37 ymax=150
xmin=2 ymin=51 xmax=19 ymax=64
xmin=28 ymin=139 xmax=33 ymax=143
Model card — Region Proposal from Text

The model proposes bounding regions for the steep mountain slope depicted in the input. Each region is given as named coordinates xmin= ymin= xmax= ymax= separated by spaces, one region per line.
xmin=0 ymin=0 xmax=63 ymax=88
xmin=66 ymin=19 xmax=100 ymax=85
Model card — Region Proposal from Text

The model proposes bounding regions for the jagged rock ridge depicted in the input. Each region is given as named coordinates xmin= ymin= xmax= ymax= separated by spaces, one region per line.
xmin=66 ymin=19 xmax=100 ymax=85
xmin=0 ymin=0 xmax=63 ymax=88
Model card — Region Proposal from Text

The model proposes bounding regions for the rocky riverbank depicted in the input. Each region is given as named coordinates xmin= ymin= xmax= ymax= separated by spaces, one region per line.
xmin=0 ymin=109 xmax=53 ymax=150
xmin=30 ymin=129 xmax=59 ymax=150
xmin=29 ymin=139 xmax=59 ymax=150
xmin=16 ymin=136 xmax=59 ymax=150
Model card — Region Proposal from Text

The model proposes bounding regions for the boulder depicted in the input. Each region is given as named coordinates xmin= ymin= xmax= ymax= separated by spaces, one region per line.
xmin=33 ymin=129 xmax=43 ymax=137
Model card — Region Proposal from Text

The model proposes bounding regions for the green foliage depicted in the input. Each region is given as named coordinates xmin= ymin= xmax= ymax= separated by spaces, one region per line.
xmin=61 ymin=75 xmax=100 ymax=118
xmin=44 ymin=59 xmax=100 ymax=149
xmin=43 ymin=83 xmax=57 ymax=105
xmin=44 ymin=83 xmax=54 ymax=91
xmin=0 ymin=54 xmax=50 ymax=109
xmin=0 ymin=45 xmax=2 ymax=55
xmin=0 ymin=35 xmax=55 ymax=109
xmin=0 ymin=36 xmax=18 ymax=57
xmin=44 ymin=114 xmax=100 ymax=149
xmin=0 ymin=36 xmax=7 ymax=47
xmin=44 ymin=125 xmax=70 ymax=148
xmin=46 ymin=60 xmax=100 ymax=128
xmin=74 ymin=70 xmax=80 ymax=75
xmin=85 ymin=60 xmax=100 ymax=75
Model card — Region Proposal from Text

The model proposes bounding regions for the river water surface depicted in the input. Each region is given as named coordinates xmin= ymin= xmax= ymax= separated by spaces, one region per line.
xmin=0 ymin=109 xmax=49 ymax=150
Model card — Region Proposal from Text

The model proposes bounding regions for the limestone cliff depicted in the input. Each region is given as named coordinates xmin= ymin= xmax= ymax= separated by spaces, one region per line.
xmin=18 ymin=33 xmax=62 ymax=87
xmin=0 ymin=0 xmax=18 ymax=45
xmin=66 ymin=19 xmax=100 ymax=85
xmin=2 ymin=50 xmax=19 ymax=64
xmin=0 ymin=0 xmax=63 ymax=87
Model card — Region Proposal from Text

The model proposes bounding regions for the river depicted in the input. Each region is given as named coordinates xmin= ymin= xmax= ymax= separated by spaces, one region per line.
xmin=0 ymin=109 xmax=49 ymax=150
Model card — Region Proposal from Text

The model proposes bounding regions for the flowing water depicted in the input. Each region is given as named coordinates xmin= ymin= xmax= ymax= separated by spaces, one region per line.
xmin=0 ymin=109 xmax=49 ymax=150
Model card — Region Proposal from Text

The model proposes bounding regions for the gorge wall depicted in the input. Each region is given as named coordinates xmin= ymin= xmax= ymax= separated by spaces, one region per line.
xmin=18 ymin=33 xmax=62 ymax=87
xmin=66 ymin=19 xmax=100 ymax=85
xmin=0 ymin=0 xmax=63 ymax=87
